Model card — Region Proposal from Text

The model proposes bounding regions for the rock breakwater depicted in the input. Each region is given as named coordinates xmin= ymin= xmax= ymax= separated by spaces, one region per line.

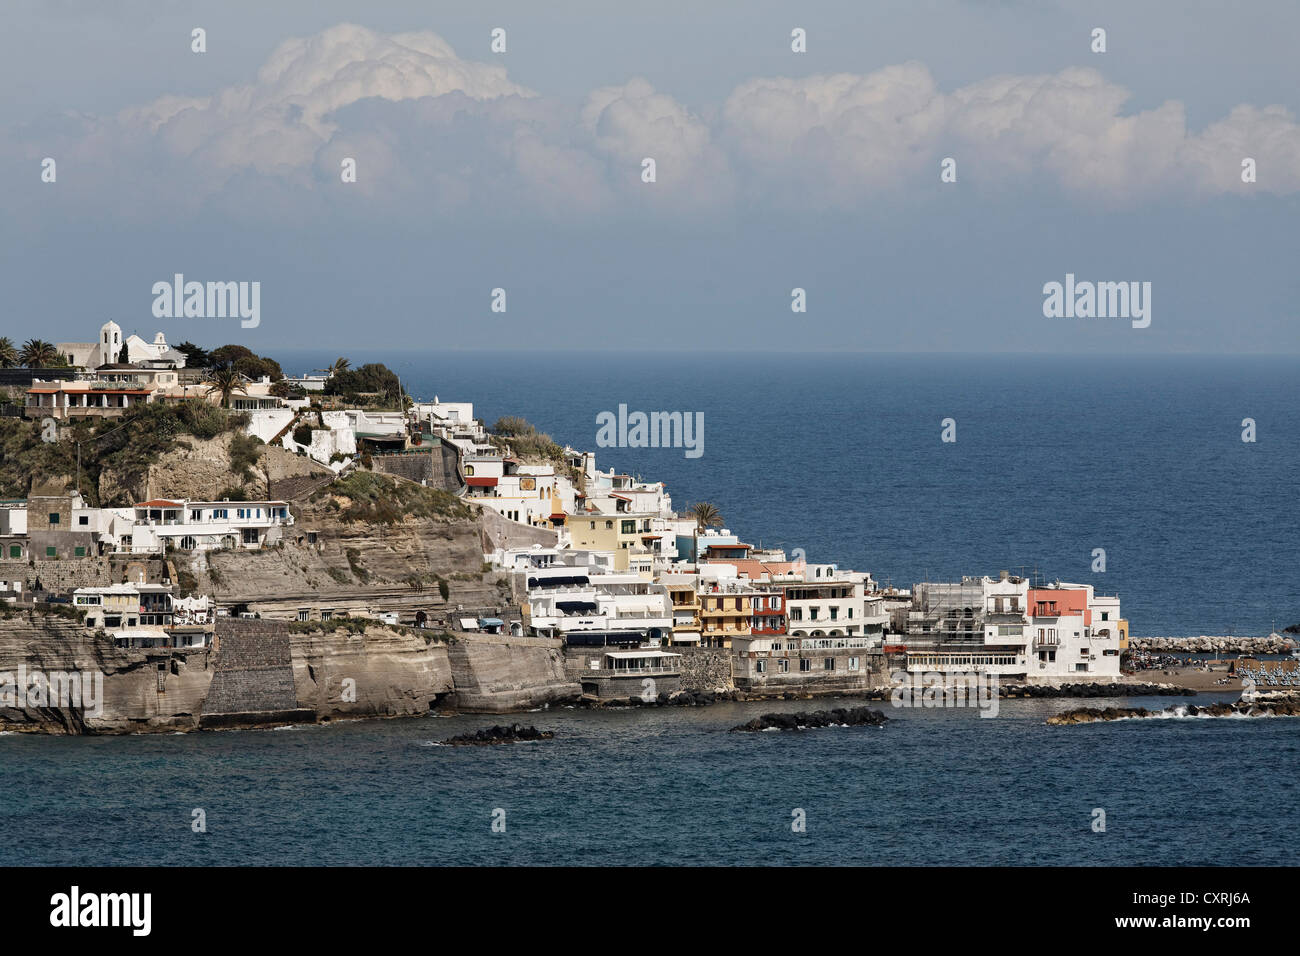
xmin=731 ymin=706 xmax=889 ymax=732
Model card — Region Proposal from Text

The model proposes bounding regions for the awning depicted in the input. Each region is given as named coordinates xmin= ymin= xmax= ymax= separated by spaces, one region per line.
xmin=527 ymin=575 xmax=589 ymax=589
xmin=458 ymin=617 xmax=479 ymax=630
xmin=604 ymin=649 xmax=682 ymax=660
xmin=466 ymin=476 xmax=497 ymax=487
xmin=556 ymin=601 xmax=598 ymax=614
xmin=673 ymin=631 xmax=702 ymax=643
xmin=478 ymin=617 xmax=504 ymax=628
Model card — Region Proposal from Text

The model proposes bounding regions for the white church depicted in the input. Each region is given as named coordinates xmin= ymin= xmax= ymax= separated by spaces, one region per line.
xmin=57 ymin=322 xmax=188 ymax=370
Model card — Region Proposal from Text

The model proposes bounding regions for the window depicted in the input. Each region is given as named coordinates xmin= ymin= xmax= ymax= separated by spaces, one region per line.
xmin=755 ymin=660 xmax=767 ymax=673
xmin=180 ymin=536 xmax=197 ymax=550
xmin=778 ymin=659 xmax=789 ymax=673
xmin=242 ymin=529 xmax=259 ymax=544
xmin=48 ymin=513 xmax=60 ymax=524
xmin=621 ymin=520 xmax=635 ymax=534
xmin=74 ymin=547 xmax=86 ymax=557
xmin=191 ymin=510 xmax=201 ymax=522
xmin=78 ymin=515 xmax=89 ymax=526
xmin=849 ymin=657 xmax=860 ymax=671
xmin=297 ymin=609 xmax=309 ymax=621
xmin=799 ymin=658 xmax=811 ymax=672
xmin=46 ymin=547 xmax=56 ymax=557
xmin=464 ymin=465 xmax=475 ymax=476
xmin=1101 ymin=612 xmax=1109 ymax=621
xmin=9 ymin=545 xmax=21 ymax=558
xmin=823 ymin=657 xmax=835 ymax=670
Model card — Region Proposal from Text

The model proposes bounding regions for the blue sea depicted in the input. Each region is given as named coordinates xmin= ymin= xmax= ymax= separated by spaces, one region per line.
xmin=4 ymin=352 xmax=1297 ymax=867
xmin=2 ymin=696 xmax=1297 ymax=866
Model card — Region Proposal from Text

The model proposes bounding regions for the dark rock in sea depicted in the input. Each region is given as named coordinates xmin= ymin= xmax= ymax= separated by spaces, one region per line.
xmin=442 ymin=724 xmax=554 ymax=745
xmin=731 ymin=706 xmax=889 ymax=732
xmin=1001 ymin=682 xmax=1194 ymax=699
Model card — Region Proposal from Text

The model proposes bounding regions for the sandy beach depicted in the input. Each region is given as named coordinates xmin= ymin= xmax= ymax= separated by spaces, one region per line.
xmin=1129 ymin=662 xmax=1243 ymax=692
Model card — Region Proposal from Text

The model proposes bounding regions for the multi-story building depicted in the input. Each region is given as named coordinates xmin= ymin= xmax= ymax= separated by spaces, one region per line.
xmin=749 ymin=587 xmax=787 ymax=635
xmin=526 ymin=572 xmax=672 ymax=647
xmin=126 ymin=498 xmax=293 ymax=553
xmin=698 ymin=581 xmax=753 ymax=648
xmin=74 ymin=583 xmax=214 ymax=649
xmin=783 ymin=579 xmax=868 ymax=638
xmin=1027 ymin=583 xmax=1122 ymax=678
xmin=463 ymin=455 xmax=576 ymax=530
xmin=661 ymin=576 xmax=702 ymax=645
xmin=732 ymin=632 xmax=882 ymax=693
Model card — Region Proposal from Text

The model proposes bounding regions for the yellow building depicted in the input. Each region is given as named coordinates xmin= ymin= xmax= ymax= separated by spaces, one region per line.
xmin=1118 ymin=618 xmax=1129 ymax=652
xmin=567 ymin=511 xmax=659 ymax=573
xmin=699 ymin=586 xmax=752 ymax=648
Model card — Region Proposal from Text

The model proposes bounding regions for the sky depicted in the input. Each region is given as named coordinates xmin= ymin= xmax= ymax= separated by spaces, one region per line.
xmin=1 ymin=0 xmax=1298 ymax=354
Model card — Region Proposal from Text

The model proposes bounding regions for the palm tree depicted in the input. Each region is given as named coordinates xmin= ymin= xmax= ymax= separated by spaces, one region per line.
xmin=688 ymin=501 xmax=723 ymax=564
xmin=204 ymin=365 xmax=247 ymax=409
xmin=20 ymin=339 xmax=58 ymax=368
xmin=321 ymin=357 xmax=350 ymax=378
xmin=0 ymin=337 xmax=17 ymax=368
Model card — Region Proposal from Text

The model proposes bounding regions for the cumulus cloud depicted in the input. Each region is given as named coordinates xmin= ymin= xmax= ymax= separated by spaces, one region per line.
xmin=581 ymin=78 xmax=732 ymax=205
xmin=6 ymin=23 xmax=1297 ymax=223
xmin=119 ymin=23 xmax=532 ymax=176
xmin=723 ymin=64 xmax=1300 ymax=203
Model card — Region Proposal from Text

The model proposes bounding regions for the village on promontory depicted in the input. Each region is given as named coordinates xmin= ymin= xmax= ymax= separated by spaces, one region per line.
xmin=1 ymin=324 xmax=1295 ymax=733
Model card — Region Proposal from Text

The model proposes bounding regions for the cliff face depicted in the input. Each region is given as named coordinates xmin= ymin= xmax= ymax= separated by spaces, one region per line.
xmin=289 ymin=627 xmax=454 ymax=719
xmin=1 ymin=614 xmax=579 ymax=734
xmin=186 ymin=511 xmax=509 ymax=618
xmin=98 ymin=433 xmax=327 ymax=505
xmin=0 ymin=613 xmax=214 ymax=734
xmin=447 ymin=633 xmax=580 ymax=713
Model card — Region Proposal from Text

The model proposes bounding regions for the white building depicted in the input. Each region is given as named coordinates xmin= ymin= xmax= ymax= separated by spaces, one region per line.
xmin=122 ymin=331 xmax=187 ymax=368
xmin=783 ymin=579 xmax=877 ymax=638
xmin=126 ymin=498 xmax=293 ymax=553
xmin=527 ymin=572 xmax=673 ymax=646
xmin=74 ymin=583 xmax=213 ymax=648
xmin=464 ymin=456 xmax=576 ymax=528
xmin=1027 ymin=583 xmax=1122 ymax=679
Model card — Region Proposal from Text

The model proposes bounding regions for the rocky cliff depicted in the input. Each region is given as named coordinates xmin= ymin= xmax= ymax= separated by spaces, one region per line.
xmin=0 ymin=612 xmax=214 ymax=734
xmin=98 ymin=432 xmax=328 ymax=506
xmin=447 ymin=633 xmax=580 ymax=713
xmin=0 ymin=613 xmax=579 ymax=734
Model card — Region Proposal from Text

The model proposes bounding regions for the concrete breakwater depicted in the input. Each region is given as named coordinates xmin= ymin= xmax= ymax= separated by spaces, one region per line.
xmin=0 ymin=613 xmax=580 ymax=734
xmin=1130 ymin=635 xmax=1295 ymax=654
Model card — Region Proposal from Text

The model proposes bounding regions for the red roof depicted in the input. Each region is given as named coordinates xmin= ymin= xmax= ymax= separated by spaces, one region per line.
xmin=136 ymin=499 xmax=183 ymax=508
xmin=466 ymin=476 xmax=497 ymax=487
